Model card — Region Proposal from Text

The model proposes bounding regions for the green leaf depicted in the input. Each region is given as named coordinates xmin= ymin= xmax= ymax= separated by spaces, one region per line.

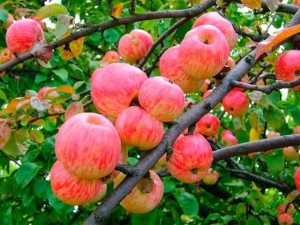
xmin=103 ymin=28 xmax=120 ymax=43
xmin=0 ymin=205 xmax=13 ymax=225
xmin=35 ymin=73 xmax=48 ymax=84
xmin=131 ymin=208 xmax=158 ymax=225
xmin=163 ymin=177 xmax=176 ymax=193
xmin=246 ymin=216 xmax=262 ymax=225
xmin=174 ymin=190 xmax=199 ymax=216
xmin=55 ymin=14 xmax=73 ymax=39
xmin=53 ymin=68 xmax=68 ymax=82
xmin=15 ymin=162 xmax=42 ymax=189
xmin=0 ymin=88 xmax=7 ymax=101
xmin=36 ymin=3 xmax=68 ymax=20
xmin=265 ymin=152 xmax=285 ymax=176
xmin=2 ymin=130 xmax=29 ymax=157
xmin=0 ymin=9 xmax=8 ymax=23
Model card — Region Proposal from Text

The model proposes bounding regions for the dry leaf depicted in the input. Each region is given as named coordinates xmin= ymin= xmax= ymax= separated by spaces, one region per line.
xmin=65 ymin=102 xmax=84 ymax=120
xmin=255 ymin=24 xmax=300 ymax=60
xmin=241 ymin=0 xmax=262 ymax=9
xmin=111 ymin=3 xmax=124 ymax=18
xmin=0 ymin=119 xmax=11 ymax=149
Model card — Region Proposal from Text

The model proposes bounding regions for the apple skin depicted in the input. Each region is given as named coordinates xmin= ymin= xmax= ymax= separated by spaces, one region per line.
xmin=55 ymin=112 xmax=121 ymax=179
xmin=221 ymin=130 xmax=238 ymax=146
xmin=277 ymin=203 xmax=296 ymax=215
xmin=138 ymin=76 xmax=186 ymax=122
xmin=275 ymin=50 xmax=300 ymax=91
xmin=192 ymin=12 xmax=237 ymax=50
xmin=0 ymin=48 xmax=15 ymax=76
xmin=194 ymin=113 xmax=220 ymax=137
xmin=91 ymin=63 xmax=148 ymax=121
xmin=101 ymin=50 xmax=120 ymax=66
xmin=293 ymin=0 xmax=300 ymax=6
xmin=50 ymin=161 xmax=107 ymax=206
xmin=222 ymin=88 xmax=249 ymax=117
xmin=118 ymin=29 xmax=153 ymax=63
xmin=277 ymin=213 xmax=294 ymax=225
xmin=294 ymin=125 xmax=300 ymax=134
xmin=115 ymin=170 xmax=164 ymax=214
xmin=6 ymin=18 xmax=45 ymax=54
xmin=294 ymin=167 xmax=300 ymax=193
xmin=202 ymin=168 xmax=219 ymax=185
xmin=159 ymin=45 xmax=203 ymax=93
xmin=166 ymin=134 xmax=213 ymax=183
xmin=115 ymin=106 xmax=164 ymax=150
xmin=283 ymin=146 xmax=299 ymax=162
xmin=178 ymin=25 xmax=230 ymax=80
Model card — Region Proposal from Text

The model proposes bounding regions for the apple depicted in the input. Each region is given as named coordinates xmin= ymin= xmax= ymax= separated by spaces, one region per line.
xmin=115 ymin=170 xmax=164 ymax=214
xmin=294 ymin=167 xmax=300 ymax=192
xmin=275 ymin=50 xmax=300 ymax=91
xmin=202 ymin=168 xmax=219 ymax=185
xmin=118 ymin=29 xmax=153 ymax=63
xmin=0 ymin=48 xmax=15 ymax=76
xmin=50 ymin=161 xmax=107 ymax=206
xmin=277 ymin=203 xmax=296 ymax=215
xmin=6 ymin=18 xmax=45 ymax=54
xmin=278 ymin=213 xmax=294 ymax=225
xmin=220 ymin=130 xmax=238 ymax=146
xmin=194 ymin=113 xmax=220 ymax=137
xmin=178 ymin=25 xmax=230 ymax=80
xmin=294 ymin=125 xmax=300 ymax=134
xmin=138 ymin=76 xmax=185 ymax=122
xmin=192 ymin=12 xmax=237 ymax=50
xmin=222 ymin=88 xmax=249 ymax=117
xmin=55 ymin=112 xmax=121 ymax=179
xmin=293 ymin=0 xmax=300 ymax=6
xmin=115 ymin=106 xmax=164 ymax=150
xmin=159 ymin=45 xmax=203 ymax=93
xmin=166 ymin=134 xmax=213 ymax=183
xmin=283 ymin=146 xmax=299 ymax=162
xmin=91 ymin=62 xmax=148 ymax=121
xmin=101 ymin=50 xmax=120 ymax=66
xmin=220 ymin=56 xmax=236 ymax=73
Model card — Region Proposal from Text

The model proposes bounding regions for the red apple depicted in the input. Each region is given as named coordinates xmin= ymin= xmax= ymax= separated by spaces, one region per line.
xmin=221 ymin=56 xmax=236 ymax=73
xmin=166 ymin=134 xmax=213 ymax=183
xmin=222 ymin=88 xmax=249 ymax=117
xmin=50 ymin=161 xmax=107 ymax=206
xmin=159 ymin=45 xmax=203 ymax=93
xmin=283 ymin=146 xmax=299 ymax=162
xmin=277 ymin=203 xmax=296 ymax=215
xmin=293 ymin=0 xmax=300 ymax=6
xmin=278 ymin=213 xmax=294 ymax=225
xmin=115 ymin=106 xmax=164 ymax=150
xmin=202 ymin=168 xmax=219 ymax=185
xmin=275 ymin=50 xmax=300 ymax=91
xmin=192 ymin=12 xmax=237 ymax=50
xmin=55 ymin=112 xmax=121 ymax=179
xmin=178 ymin=25 xmax=230 ymax=80
xmin=91 ymin=63 xmax=148 ymax=121
xmin=0 ymin=48 xmax=15 ymax=76
xmin=138 ymin=76 xmax=185 ymax=122
xmin=294 ymin=125 xmax=300 ymax=134
xmin=194 ymin=113 xmax=220 ymax=137
xmin=221 ymin=130 xmax=238 ymax=146
xmin=6 ymin=18 xmax=45 ymax=54
xmin=115 ymin=170 xmax=164 ymax=214
xmin=294 ymin=167 xmax=300 ymax=192
xmin=118 ymin=29 xmax=153 ymax=63
xmin=101 ymin=50 xmax=120 ymax=66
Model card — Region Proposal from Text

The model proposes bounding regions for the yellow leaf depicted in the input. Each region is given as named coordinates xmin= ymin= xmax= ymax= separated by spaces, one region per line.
xmin=36 ymin=3 xmax=68 ymax=20
xmin=141 ymin=0 xmax=146 ymax=4
xmin=65 ymin=102 xmax=84 ymax=120
xmin=241 ymin=0 xmax=261 ymax=9
xmin=51 ymin=85 xmax=74 ymax=95
xmin=111 ymin=3 xmax=124 ymax=18
xmin=255 ymin=24 xmax=300 ymax=60
xmin=0 ymin=118 xmax=11 ymax=149
xmin=58 ymin=30 xmax=85 ymax=60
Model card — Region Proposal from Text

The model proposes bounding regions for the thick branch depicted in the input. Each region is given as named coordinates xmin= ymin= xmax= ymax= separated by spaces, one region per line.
xmin=213 ymin=134 xmax=300 ymax=162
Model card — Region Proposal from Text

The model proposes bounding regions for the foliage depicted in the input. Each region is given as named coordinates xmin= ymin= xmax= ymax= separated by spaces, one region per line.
xmin=0 ymin=0 xmax=300 ymax=225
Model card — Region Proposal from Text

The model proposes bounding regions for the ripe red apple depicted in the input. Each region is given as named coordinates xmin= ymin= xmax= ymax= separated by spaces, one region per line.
xmin=118 ymin=29 xmax=153 ymax=63
xmin=221 ymin=130 xmax=238 ymax=146
xmin=277 ymin=203 xmax=296 ymax=215
xmin=202 ymin=168 xmax=219 ymax=185
xmin=293 ymin=0 xmax=300 ymax=6
xmin=222 ymin=88 xmax=249 ymax=117
xmin=194 ymin=113 xmax=220 ymax=137
xmin=138 ymin=76 xmax=185 ymax=122
xmin=101 ymin=50 xmax=120 ymax=66
xmin=50 ymin=161 xmax=107 ymax=206
xmin=166 ymin=134 xmax=213 ymax=183
xmin=115 ymin=106 xmax=164 ymax=150
xmin=275 ymin=50 xmax=300 ymax=91
xmin=283 ymin=146 xmax=299 ymax=161
xmin=55 ymin=112 xmax=121 ymax=179
xmin=294 ymin=167 xmax=300 ymax=192
xmin=91 ymin=63 xmax=148 ymax=121
xmin=6 ymin=18 xmax=45 ymax=54
xmin=115 ymin=170 xmax=164 ymax=214
xmin=178 ymin=25 xmax=230 ymax=80
xmin=278 ymin=213 xmax=294 ymax=225
xmin=294 ymin=125 xmax=300 ymax=134
xmin=159 ymin=45 xmax=203 ymax=93
xmin=192 ymin=12 xmax=237 ymax=50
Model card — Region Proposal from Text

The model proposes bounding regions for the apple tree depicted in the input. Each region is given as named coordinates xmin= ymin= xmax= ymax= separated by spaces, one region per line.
xmin=1 ymin=0 xmax=300 ymax=224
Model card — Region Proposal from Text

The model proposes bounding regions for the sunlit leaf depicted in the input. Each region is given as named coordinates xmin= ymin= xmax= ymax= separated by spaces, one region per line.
xmin=29 ymin=129 xmax=45 ymax=144
xmin=266 ymin=0 xmax=278 ymax=11
xmin=55 ymin=14 xmax=73 ymax=39
xmin=36 ymin=3 xmax=68 ymax=20
xmin=255 ymin=24 xmax=300 ymax=60
xmin=241 ymin=0 xmax=261 ymax=9
xmin=65 ymin=102 xmax=84 ymax=120
xmin=0 ymin=89 xmax=7 ymax=102
xmin=2 ymin=131 xmax=29 ymax=157
xmin=111 ymin=3 xmax=124 ymax=18
xmin=51 ymin=85 xmax=74 ymax=95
